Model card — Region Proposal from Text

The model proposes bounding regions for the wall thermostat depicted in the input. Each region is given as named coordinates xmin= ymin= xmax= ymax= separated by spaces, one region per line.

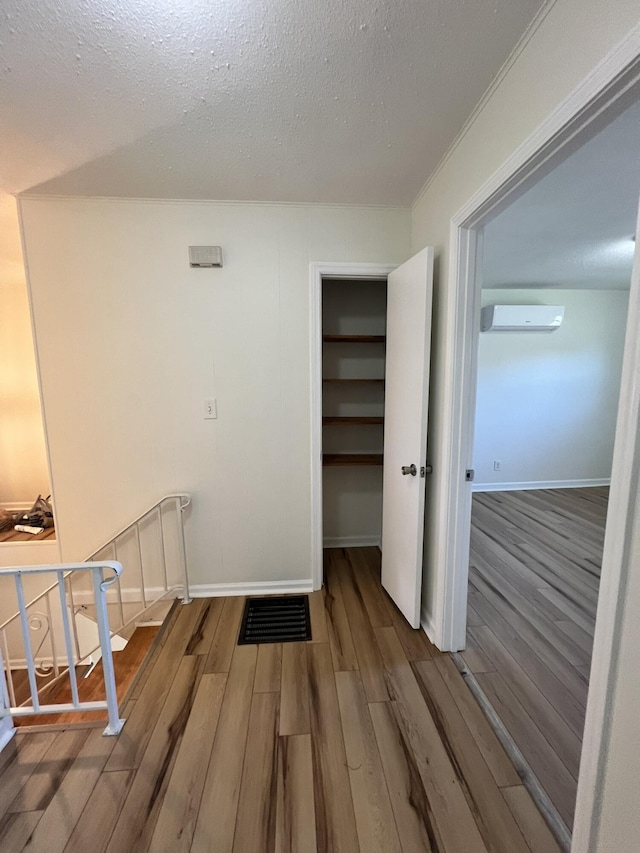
xmin=189 ymin=246 xmax=223 ymax=268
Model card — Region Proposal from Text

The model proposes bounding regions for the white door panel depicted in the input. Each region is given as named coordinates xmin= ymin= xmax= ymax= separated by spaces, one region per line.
xmin=381 ymin=247 xmax=434 ymax=627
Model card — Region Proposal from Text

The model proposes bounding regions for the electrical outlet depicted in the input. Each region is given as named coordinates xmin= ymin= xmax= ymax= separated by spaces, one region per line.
xmin=203 ymin=398 xmax=217 ymax=420
xmin=493 ymin=460 xmax=501 ymax=472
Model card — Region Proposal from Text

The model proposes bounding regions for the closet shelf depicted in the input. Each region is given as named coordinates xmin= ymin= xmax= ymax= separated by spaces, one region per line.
xmin=322 ymin=378 xmax=385 ymax=384
xmin=323 ymin=334 xmax=386 ymax=343
xmin=323 ymin=416 xmax=384 ymax=425
xmin=323 ymin=453 xmax=383 ymax=467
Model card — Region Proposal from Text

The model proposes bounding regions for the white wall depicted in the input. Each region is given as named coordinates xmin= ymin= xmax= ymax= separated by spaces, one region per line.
xmin=473 ymin=289 xmax=628 ymax=489
xmin=0 ymin=195 xmax=50 ymax=506
xmin=410 ymin=0 xmax=640 ymax=633
xmin=19 ymin=198 xmax=410 ymax=589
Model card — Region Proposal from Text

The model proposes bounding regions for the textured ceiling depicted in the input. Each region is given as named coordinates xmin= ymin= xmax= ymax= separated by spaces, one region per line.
xmin=0 ymin=0 xmax=543 ymax=204
xmin=483 ymin=99 xmax=640 ymax=290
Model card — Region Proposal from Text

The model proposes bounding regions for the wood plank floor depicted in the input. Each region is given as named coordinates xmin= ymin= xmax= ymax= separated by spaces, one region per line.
xmin=463 ymin=487 xmax=607 ymax=833
xmin=0 ymin=547 xmax=561 ymax=853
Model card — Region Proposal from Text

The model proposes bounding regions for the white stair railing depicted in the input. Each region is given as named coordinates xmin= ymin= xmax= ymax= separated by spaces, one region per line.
xmin=0 ymin=493 xmax=191 ymax=734
xmin=72 ymin=494 xmax=192 ymax=649
xmin=0 ymin=562 xmax=124 ymax=735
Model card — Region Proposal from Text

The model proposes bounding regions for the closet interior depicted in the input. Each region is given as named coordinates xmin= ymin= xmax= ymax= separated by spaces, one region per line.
xmin=322 ymin=277 xmax=388 ymax=547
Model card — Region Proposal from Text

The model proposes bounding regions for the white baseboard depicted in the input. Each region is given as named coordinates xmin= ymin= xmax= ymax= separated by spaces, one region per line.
xmin=322 ymin=536 xmax=381 ymax=548
xmin=0 ymin=502 xmax=30 ymax=512
xmin=472 ymin=477 xmax=610 ymax=493
xmin=190 ymin=579 xmax=314 ymax=598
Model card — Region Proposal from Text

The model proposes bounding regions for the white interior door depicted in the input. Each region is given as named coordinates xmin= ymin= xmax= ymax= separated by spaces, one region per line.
xmin=381 ymin=247 xmax=434 ymax=627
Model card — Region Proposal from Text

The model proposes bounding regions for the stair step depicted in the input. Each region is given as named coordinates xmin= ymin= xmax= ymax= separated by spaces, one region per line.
xmin=15 ymin=624 xmax=161 ymax=728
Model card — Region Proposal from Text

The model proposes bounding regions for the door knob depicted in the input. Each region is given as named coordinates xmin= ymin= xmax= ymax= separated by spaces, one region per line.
xmin=401 ymin=464 xmax=417 ymax=476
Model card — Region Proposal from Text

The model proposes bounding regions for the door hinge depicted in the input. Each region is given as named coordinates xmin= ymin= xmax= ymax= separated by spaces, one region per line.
xmin=465 ymin=469 xmax=475 ymax=482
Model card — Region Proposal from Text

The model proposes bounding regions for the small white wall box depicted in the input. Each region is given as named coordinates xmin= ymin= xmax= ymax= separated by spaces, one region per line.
xmin=481 ymin=304 xmax=565 ymax=332
xmin=189 ymin=246 xmax=223 ymax=268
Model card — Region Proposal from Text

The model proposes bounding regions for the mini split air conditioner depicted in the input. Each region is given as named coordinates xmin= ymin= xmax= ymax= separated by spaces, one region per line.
xmin=481 ymin=304 xmax=565 ymax=332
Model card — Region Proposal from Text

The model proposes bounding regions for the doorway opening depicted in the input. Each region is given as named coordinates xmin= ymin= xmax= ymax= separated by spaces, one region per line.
xmin=462 ymin=96 xmax=637 ymax=839
xmin=309 ymin=262 xmax=395 ymax=591
xmin=321 ymin=276 xmax=388 ymax=550
xmin=441 ymin=70 xmax=640 ymax=848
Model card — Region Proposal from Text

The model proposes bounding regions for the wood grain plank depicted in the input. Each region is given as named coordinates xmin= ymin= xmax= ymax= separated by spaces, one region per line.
xmin=306 ymin=642 xmax=359 ymax=852
xmin=254 ymin=643 xmax=282 ymax=693
xmin=335 ymin=671 xmax=401 ymax=853
xmin=0 ymin=811 xmax=43 ymax=851
xmin=374 ymin=626 xmax=488 ymax=852
xmin=369 ymin=700 xmax=439 ymax=853
xmin=0 ymin=733 xmax=57 ymax=820
xmin=185 ymin=597 xmax=225 ymax=656
xmin=106 ymin=654 xmax=204 ymax=852
xmin=323 ymin=553 xmax=359 ymax=672
xmin=433 ymin=655 xmax=521 ymax=788
xmin=461 ymin=633 xmax=495 ymax=674
xmin=191 ymin=644 xmax=258 ymax=853
xmin=412 ymin=659 xmax=530 ymax=853
xmin=275 ymin=734 xmax=317 ymax=853
xmin=502 ymin=785 xmax=563 ymax=853
xmin=127 ymin=601 xmax=182 ymax=702
xmin=148 ymin=672 xmax=227 ymax=853
xmin=347 ymin=548 xmax=392 ymax=628
xmin=0 ymin=735 xmax=18 ymax=773
xmin=204 ymin=596 xmax=246 ymax=673
xmin=8 ymin=729 xmax=89 ymax=814
xmin=106 ymin=598 xmax=205 ymax=771
xmin=308 ymin=589 xmax=329 ymax=644
xmin=472 ymin=554 xmax=590 ymax=667
xmin=467 ymin=604 xmax=485 ymax=628
xmin=538 ymin=587 xmax=595 ymax=637
xmin=469 ymin=575 xmax=589 ymax=715
xmin=338 ymin=556 xmax=389 ymax=702
xmin=362 ymin=549 xmax=435 ymax=661
xmin=63 ymin=770 xmax=134 ymax=853
xmin=468 ymin=488 xmax=607 ymax=826
xmin=232 ymin=691 xmax=280 ymax=853
xmin=470 ymin=625 xmax=582 ymax=778
xmin=555 ymin=619 xmax=593 ymax=655
xmin=477 ymin=672 xmax=576 ymax=829
xmin=20 ymin=727 xmax=116 ymax=853
xmin=280 ymin=643 xmax=310 ymax=735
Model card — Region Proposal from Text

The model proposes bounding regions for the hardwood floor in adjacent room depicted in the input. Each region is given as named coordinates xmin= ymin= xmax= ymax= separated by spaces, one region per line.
xmin=463 ymin=487 xmax=607 ymax=834
xmin=0 ymin=547 xmax=561 ymax=853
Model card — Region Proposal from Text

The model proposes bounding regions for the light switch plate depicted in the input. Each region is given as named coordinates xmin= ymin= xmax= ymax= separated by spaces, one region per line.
xmin=203 ymin=398 xmax=217 ymax=419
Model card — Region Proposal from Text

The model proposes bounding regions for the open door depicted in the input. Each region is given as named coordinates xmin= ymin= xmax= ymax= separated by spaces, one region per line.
xmin=381 ymin=247 xmax=434 ymax=627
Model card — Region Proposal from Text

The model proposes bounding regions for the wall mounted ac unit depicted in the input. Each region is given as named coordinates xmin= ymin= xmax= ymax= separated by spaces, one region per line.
xmin=481 ymin=304 xmax=565 ymax=332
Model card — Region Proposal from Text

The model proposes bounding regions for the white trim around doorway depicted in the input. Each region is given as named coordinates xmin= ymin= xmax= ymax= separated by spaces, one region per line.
xmin=309 ymin=262 xmax=396 ymax=591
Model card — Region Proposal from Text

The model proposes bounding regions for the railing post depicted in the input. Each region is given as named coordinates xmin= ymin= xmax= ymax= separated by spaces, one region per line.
xmin=177 ymin=496 xmax=192 ymax=604
xmin=91 ymin=568 xmax=125 ymax=736
xmin=56 ymin=571 xmax=81 ymax=709
xmin=15 ymin=575 xmax=41 ymax=712
xmin=1 ymin=630 xmax=16 ymax=708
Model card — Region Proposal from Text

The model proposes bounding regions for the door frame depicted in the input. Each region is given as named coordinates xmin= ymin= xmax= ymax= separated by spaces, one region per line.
xmin=438 ymin=27 xmax=640 ymax=853
xmin=309 ymin=262 xmax=396 ymax=591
